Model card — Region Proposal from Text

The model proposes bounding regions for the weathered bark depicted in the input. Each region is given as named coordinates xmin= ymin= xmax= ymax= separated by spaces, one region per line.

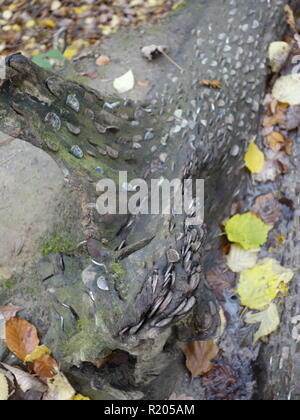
xmin=0 ymin=0 xmax=295 ymax=400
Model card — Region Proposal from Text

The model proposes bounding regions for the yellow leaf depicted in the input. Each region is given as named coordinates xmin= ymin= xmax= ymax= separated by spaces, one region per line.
xmin=44 ymin=372 xmax=75 ymax=401
xmin=0 ymin=372 xmax=9 ymax=400
xmin=40 ymin=19 xmax=57 ymax=29
xmin=25 ymin=345 xmax=52 ymax=362
xmin=237 ymin=258 xmax=294 ymax=310
xmin=12 ymin=24 xmax=21 ymax=31
xmin=64 ymin=47 xmax=78 ymax=60
xmin=225 ymin=212 xmax=272 ymax=250
xmin=73 ymin=394 xmax=91 ymax=400
xmin=75 ymin=7 xmax=84 ymax=14
xmin=25 ymin=20 xmax=36 ymax=28
xmin=245 ymin=303 xmax=280 ymax=343
xmin=244 ymin=142 xmax=265 ymax=174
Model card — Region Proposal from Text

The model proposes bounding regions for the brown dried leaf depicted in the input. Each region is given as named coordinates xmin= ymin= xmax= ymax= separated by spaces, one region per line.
xmin=5 ymin=318 xmax=39 ymax=361
xmin=0 ymin=306 xmax=23 ymax=321
xmin=252 ymin=193 xmax=282 ymax=225
xmin=182 ymin=341 xmax=219 ymax=378
xmin=200 ymin=80 xmax=222 ymax=89
xmin=267 ymin=131 xmax=286 ymax=151
xmin=202 ymin=364 xmax=238 ymax=400
xmin=32 ymin=354 xmax=58 ymax=379
xmin=206 ymin=266 xmax=236 ymax=301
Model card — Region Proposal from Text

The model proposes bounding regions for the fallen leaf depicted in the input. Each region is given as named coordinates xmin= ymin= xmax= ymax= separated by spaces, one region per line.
xmin=244 ymin=142 xmax=265 ymax=174
xmin=202 ymin=364 xmax=238 ymax=400
xmin=44 ymin=372 xmax=75 ymax=401
xmin=272 ymin=74 xmax=300 ymax=106
xmin=5 ymin=318 xmax=39 ymax=361
xmin=25 ymin=345 xmax=52 ymax=362
xmin=226 ymin=244 xmax=259 ymax=273
xmin=113 ymin=69 xmax=135 ymax=94
xmin=200 ymin=80 xmax=222 ymax=89
xmin=268 ymin=41 xmax=291 ymax=73
xmin=252 ymin=193 xmax=282 ymax=225
xmin=206 ymin=266 xmax=236 ymax=301
xmin=237 ymin=258 xmax=294 ymax=310
xmin=0 ymin=372 xmax=9 ymax=400
xmin=2 ymin=363 xmax=47 ymax=393
xmin=181 ymin=341 xmax=219 ymax=378
xmin=245 ymin=303 xmax=280 ymax=343
xmin=0 ymin=306 xmax=23 ymax=322
xmin=254 ymin=149 xmax=290 ymax=182
xmin=96 ymin=55 xmax=110 ymax=66
xmin=32 ymin=354 xmax=58 ymax=379
xmin=141 ymin=44 xmax=167 ymax=60
xmin=225 ymin=212 xmax=272 ymax=251
xmin=267 ymin=131 xmax=286 ymax=151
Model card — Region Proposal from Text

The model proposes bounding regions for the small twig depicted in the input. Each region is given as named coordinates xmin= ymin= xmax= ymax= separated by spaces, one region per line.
xmin=159 ymin=49 xmax=185 ymax=72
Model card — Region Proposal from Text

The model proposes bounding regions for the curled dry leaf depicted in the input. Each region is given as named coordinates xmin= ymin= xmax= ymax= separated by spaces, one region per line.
xmin=32 ymin=354 xmax=59 ymax=379
xmin=5 ymin=318 xmax=39 ymax=361
xmin=141 ymin=44 xmax=168 ymax=60
xmin=266 ymin=131 xmax=286 ymax=152
xmin=181 ymin=341 xmax=219 ymax=378
xmin=200 ymin=80 xmax=222 ymax=89
xmin=1 ymin=363 xmax=47 ymax=393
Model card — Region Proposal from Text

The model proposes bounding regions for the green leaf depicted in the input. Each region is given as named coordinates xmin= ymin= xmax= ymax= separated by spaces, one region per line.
xmin=32 ymin=49 xmax=67 ymax=70
xmin=225 ymin=212 xmax=272 ymax=250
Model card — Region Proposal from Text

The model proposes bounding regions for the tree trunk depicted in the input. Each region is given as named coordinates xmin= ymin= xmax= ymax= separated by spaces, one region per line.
xmin=0 ymin=0 xmax=295 ymax=400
